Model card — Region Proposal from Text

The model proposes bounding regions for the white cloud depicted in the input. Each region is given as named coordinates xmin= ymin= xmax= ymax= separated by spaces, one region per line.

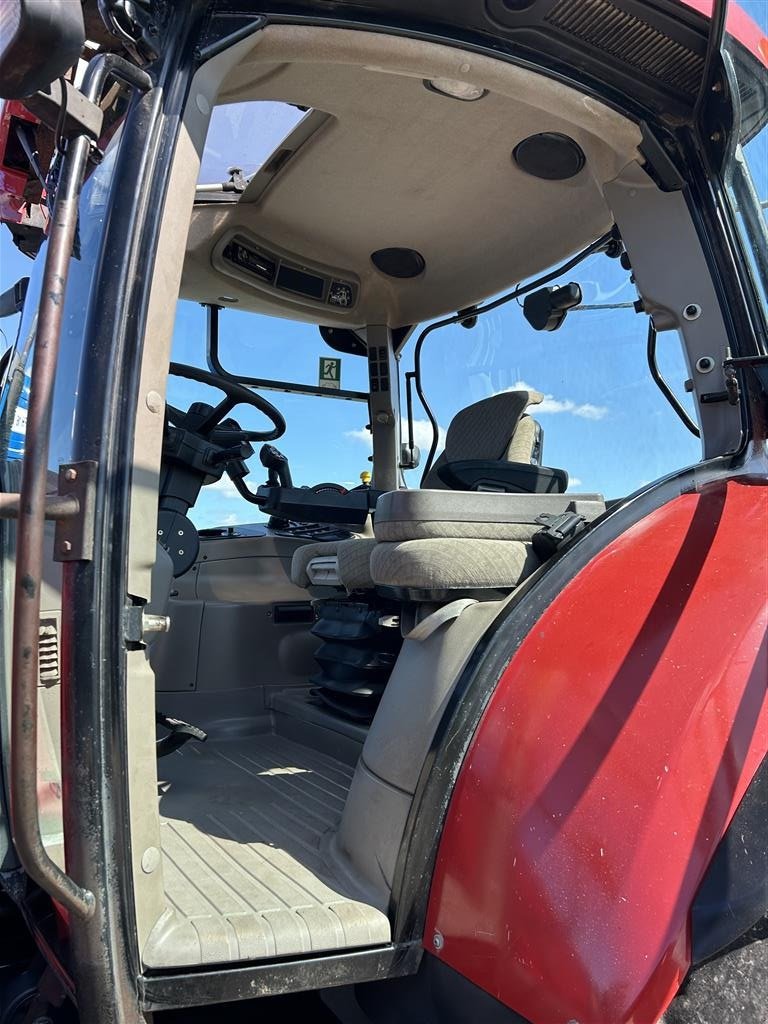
xmin=345 ymin=427 xmax=372 ymax=448
xmin=345 ymin=418 xmax=448 ymax=454
xmin=567 ymin=477 xmax=583 ymax=488
xmin=201 ymin=474 xmax=241 ymax=500
xmin=505 ymin=380 xmax=608 ymax=421
xmin=410 ymin=418 xmax=447 ymax=453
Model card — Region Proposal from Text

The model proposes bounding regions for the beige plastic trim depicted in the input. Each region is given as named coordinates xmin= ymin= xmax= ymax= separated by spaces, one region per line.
xmin=124 ymin=28 xmax=273 ymax=957
xmin=182 ymin=25 xmax=643 ymax=327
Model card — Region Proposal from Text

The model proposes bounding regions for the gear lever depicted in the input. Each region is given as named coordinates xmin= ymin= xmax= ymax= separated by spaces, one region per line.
xmin=260 ymin=444 xmax=293 ymax=488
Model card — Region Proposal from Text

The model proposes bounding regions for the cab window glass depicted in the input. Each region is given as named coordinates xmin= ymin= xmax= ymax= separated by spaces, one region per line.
xmin=198 ymin=102 xmax=306 ymax=186
xmin=168 ymin=302 xmax=371 ymax=528
xmin=724 ymin=10 xmax=768 ymax=321
xmin=400 ymin=252 xmax=701 ymax=496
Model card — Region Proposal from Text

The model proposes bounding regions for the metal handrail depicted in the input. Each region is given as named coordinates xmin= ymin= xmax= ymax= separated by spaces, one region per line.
xmin=9 ymin=53 xmax=151 ymax=921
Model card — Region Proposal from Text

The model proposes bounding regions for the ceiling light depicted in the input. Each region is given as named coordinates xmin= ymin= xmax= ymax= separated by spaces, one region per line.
xmin=424 ymin=78 xmax=487 ymax=102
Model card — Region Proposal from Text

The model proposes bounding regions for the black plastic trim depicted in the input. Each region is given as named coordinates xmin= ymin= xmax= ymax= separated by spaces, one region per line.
xmin=138 ymin=942 xmax=423 ymax=1011
xmin=58 ymin=7 xmax=210 ymax=1021
xmin=344 ymin=953 xmax=532 ymax=1023
xmin=691 ymin=755 xmax=767 ymax=964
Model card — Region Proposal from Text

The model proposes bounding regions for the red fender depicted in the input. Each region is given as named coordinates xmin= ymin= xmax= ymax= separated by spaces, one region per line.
xmin=425 ymin=479 xmax=768 ymax=1024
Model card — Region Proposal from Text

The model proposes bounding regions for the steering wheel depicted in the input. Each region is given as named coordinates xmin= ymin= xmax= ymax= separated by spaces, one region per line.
xmin=167 ymin=362 xmax=286 ymax=442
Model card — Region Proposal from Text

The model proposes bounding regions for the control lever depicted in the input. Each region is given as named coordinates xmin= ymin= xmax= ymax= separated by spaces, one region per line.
xmin=209 ymin=442 xmax=253 ymax=466
xmin=260 ymin=444 xmax=293 ymax=487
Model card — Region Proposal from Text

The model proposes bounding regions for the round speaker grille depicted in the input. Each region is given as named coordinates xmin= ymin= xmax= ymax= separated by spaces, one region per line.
xmin=370 ymin=248 xmax=426 ymax=279
xmin=512 ymin=133 xmax=586 ymax=180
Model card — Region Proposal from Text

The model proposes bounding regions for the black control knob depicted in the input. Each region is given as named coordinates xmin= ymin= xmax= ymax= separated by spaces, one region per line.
xmin=259 ymin=444 xmax=293 ymax=487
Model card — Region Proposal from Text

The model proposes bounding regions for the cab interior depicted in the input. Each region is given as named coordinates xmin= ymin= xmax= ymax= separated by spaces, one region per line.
xmin=30 ymin=23 xmax=745 ymax=972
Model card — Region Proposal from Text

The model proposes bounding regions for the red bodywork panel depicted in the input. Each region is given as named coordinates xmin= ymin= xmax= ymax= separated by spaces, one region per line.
xmin=426 ymin=480 xmax=768 ymax=1024
xmin=677 ymin=1 xmax=768 ymax=67
xmin=0 ymin=101 xmax=40 ymax=223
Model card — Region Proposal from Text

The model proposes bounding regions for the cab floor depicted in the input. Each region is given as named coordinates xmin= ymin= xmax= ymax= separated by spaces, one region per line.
xmin=144 ymin=733 xmax=391 ymax=968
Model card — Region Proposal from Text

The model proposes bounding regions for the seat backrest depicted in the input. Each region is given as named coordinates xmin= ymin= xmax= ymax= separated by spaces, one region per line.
xmin=422 ymin=389 xmax=543 ymax=489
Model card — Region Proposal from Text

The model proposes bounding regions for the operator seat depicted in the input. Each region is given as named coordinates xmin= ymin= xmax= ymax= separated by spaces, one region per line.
xmin=291 ymin=388 xmax=545 ymax=594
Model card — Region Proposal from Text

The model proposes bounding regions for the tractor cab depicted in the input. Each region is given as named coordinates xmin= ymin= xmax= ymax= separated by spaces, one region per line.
xmin=0 ymin=2 xmax=766 ymax=1023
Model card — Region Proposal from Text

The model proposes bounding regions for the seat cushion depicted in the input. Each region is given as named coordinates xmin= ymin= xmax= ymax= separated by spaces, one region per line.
xmin=373 ymin=489 xmax=605 ymax=542
xmin=370 ymin=538 xmax=540 ymax=593
xmin=291 ymin=537 xmax=377 ymax=591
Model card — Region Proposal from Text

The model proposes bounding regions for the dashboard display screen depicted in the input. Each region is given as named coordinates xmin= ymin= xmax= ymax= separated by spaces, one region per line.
xmin=276 ymin=265 xmax=325 ymax=300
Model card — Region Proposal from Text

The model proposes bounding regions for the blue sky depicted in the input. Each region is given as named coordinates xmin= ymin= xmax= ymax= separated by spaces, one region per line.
xmin=1 ymin=4 xmax=766 ymax=529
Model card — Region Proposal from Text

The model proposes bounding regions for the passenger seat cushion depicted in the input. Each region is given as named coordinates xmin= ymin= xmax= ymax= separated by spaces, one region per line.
xmin=373 ymin=489 xmax=606 ymax=543
xmin=370 ymin=538 xmax=540 ymax=591
xmin=335 ymin=537 xmax=378 ymax=590
xmin=374 ymin=519 xmax=541 ymax=542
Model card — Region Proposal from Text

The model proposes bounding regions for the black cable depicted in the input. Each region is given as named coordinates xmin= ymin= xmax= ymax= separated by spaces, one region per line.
xmin=54 ymin=76 xmax=69 ymax=156
xmin=416 ymin=231 xmax=614 ymax=484
xmin=646 ymin=320 xmax=700 ymax=437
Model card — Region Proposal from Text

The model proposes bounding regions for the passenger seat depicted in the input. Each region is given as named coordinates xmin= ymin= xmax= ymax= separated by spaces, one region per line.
xmin=291 ymin=388 xmax=546 ymax=594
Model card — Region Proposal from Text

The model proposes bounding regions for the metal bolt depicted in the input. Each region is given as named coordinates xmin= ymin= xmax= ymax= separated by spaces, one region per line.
xmin=141 ymin=846 xmax=161 ymax=873
xmin=142 ymin=614 xmax=170 ymax=637
xmin=61 ymin=540 xmax=72 ymax=554
xmin=432 ymin=930 xmax=444 ymax=951
xmin=696 ymin=356 xmax=715 ymax=374
xmin=711 ymin=80 xmax=722 ymax=93
xmin=683 ymin=303 xmax=702 ymax=321
xmin=146 ymin=390 xmax=163 ymax=414
xmin=64 ymin=467 xmax=77 ymax=482
xmin=710 ymin=130 xmax=722 ymax=142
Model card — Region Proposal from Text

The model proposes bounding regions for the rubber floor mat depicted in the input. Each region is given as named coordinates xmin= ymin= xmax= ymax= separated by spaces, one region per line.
xmin=143 ymin=734 xmax=391 ymax=967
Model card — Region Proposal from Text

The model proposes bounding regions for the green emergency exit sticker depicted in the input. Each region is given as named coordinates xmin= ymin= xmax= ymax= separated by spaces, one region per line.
xmin=319 ymin=356 xmax=341 ymax=389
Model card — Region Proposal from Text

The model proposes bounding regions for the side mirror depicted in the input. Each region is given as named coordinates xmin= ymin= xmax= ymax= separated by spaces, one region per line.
xmin=0 ymin=1 xmax=85 ymax=100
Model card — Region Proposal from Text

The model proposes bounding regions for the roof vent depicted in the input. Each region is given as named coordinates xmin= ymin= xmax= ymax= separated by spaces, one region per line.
xmin=545 ymin=0 xmax=704 ymax=96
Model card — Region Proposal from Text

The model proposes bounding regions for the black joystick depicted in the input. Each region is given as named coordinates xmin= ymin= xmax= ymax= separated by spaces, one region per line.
xmin=260 ymin=444 xmax=293 ymax=488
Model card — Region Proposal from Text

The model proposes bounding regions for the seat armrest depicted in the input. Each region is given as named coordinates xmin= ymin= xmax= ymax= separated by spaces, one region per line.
xmin=437 ymin=460 xmax=568 ymax=494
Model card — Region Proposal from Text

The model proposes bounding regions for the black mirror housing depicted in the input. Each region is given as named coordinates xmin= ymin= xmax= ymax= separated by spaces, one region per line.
xmin=0 ymin=0 xmax=85 ymax=100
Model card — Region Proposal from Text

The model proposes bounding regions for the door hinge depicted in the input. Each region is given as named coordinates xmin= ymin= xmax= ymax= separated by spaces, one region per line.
xmin=53 ymin=461 xmax=98 ymax=562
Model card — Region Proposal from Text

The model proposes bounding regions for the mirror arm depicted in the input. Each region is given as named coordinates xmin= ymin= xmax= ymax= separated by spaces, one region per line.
xmin=23 ymin=77 xmax=104 ymax=142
